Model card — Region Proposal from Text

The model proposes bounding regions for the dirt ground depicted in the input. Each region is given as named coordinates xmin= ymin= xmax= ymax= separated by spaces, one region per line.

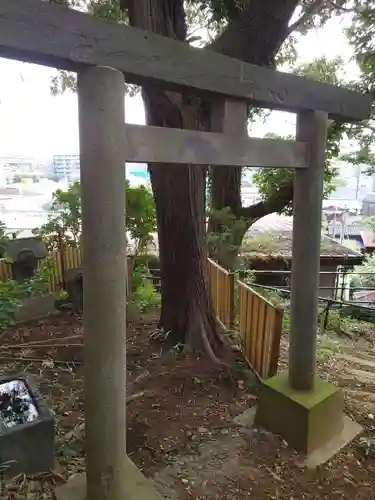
xmin=0 ymin=311 xmax=374 ymax=499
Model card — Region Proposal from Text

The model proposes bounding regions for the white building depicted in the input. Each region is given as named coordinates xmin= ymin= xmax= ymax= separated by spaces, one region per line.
xmin=53 ymin=155 xmax=80 ymax=181
xmin=0 ymin=156 xmax=36 ymax=185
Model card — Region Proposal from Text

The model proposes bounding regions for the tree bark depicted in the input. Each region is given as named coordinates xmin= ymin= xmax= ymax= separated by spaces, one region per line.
xmin=127 ymin=0 xmax=222 ymax=356
xmin=123 ymin=0 xmax=305 ymax=352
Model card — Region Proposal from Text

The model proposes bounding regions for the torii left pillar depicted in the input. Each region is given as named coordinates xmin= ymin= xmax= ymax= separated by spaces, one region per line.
xmin=54 ymin=66 xmax=161 ymax=500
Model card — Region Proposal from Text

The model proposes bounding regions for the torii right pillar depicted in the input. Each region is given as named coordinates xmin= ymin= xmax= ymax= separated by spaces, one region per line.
xmin=255 ymin=110 xmax=362 ymax=465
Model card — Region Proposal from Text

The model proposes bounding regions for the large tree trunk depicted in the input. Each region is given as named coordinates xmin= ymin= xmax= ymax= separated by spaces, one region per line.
xmin=151 ymin=161 xmax=220 ymax=353
xmin=124 ymin=0 xmax=304 ymax=353
xmin=143 ymin=88 xmax=221 ymax=355
xmin=127 ymin=0 xmax=222 ymax=356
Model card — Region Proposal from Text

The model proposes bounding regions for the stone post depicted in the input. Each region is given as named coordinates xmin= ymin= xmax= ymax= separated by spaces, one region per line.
xmin=289 ymin=110 xmax=328 ymax=391
xmin=78 ymin=66 xmax=127 ymax=500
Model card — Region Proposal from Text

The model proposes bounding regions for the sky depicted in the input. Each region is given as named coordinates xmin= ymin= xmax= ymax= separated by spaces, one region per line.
xmin=0 ymin=14 xmax=358 ymax=160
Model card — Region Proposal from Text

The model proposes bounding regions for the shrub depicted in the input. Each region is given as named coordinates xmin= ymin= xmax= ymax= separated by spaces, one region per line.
xmin=133 ymin=280 xmax=161 ymax=312
xmin=0 ymin=280 xmax=24 ymax=329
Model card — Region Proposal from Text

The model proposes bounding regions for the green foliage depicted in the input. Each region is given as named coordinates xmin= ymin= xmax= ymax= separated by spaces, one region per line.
xmin=320 ymin=306 xmax=374 ymax=337
xmin=341 ymin=146 xmax=375 ymax=174
xmin=207 ymin=207 xmax=247 ymax=269
xmin=50 ymin=1 xmax=349 ymax=233
xmin=33 ymin=182 xmax=82 ymax=250
xmin=256 ymin=287 xmax=287 ymax=309
xmin=132 ymin=264 xmax=148 ymax=291
xmin=51 ymin=70 xmax=77 ymax=96
xmin=294 ymin=56 xmax=345 ymax=85
xmin=359 ymin=437 xmax=375 ymax=457
xmin=23 ymin=258 xmax=54 ymax=297
xmin=252 ymin=56 xmax=346 ymax=215
xmin=0 ymin=280 xmax=24 ymax=329
xmin=0 ymin=221 xmax=9 ymax=241
xmin=126 ymin=181 xmax=156 ymax=256
xmin=133 ymin=281 xmax=161 ymax=312
xmin=0 ymin=260 xmax=53 ymax=329
xmin=344 ymin=1 xmax=375 ymax=173
xmin=347 ymin=1 xmax=375 ymax=92
xmin=362 ymin=215 xmax=375 ymax=233
xmin=88 ymin=0 xmax=127 ymax=23
xmin=200 ymin=0 xmax=242 ymax=23
xmin=131 ymin=265 xmax=161 ymax=312
xmin=54 ymin=289 xmax=69 ymax=300
xmin=283 ymin=308 xmax=290 ymax=330
xmin=316 ymin=334 xmax=343 ymax=362
xmin=33 ymin=181 xmax=156 ymax=255
xmin=241 ymin=233 xmax=289 ymax=260
xmin=354 ymin=252 xmax=375 ymax=288
xmin=135 ymin=253 xmax=160 ymax=271
xmin=322 ymin=309 xmax=347 ymax=334
xmin=349 ymin=273 xmax=362 ymax=300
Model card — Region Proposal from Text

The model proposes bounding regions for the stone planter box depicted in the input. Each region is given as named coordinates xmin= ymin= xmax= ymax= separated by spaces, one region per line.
xmin=0 ymin=373 xmax=54 ymax=476
xmin=15 ymin=294 xmax=56 ymax=323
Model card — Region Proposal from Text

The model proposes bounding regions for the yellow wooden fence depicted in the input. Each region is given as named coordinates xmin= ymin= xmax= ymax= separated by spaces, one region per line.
xmin=47 ymin=247 xmax=83 ymax=293
xmin=238 ymin=281 xmax=283 ymax=379
xmin=207 ymin=258 xmax=283 ymax=379
xmin=0 ymin=262 xmax=12 ymax=281
xmin=1 ymin=251 xmax=282 ymax=378
xmin=0 ymin=247 xmax=83 ymax=292
xmin=207 ymin=258 xmax=234 ymax=329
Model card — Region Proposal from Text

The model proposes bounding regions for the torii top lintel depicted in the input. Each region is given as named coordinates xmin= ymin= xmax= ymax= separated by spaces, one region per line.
xmin=0 ymin=0 xmax=372 ymax=122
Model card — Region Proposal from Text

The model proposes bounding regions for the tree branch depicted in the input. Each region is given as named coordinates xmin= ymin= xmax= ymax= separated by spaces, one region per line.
xmin=287 ymin=0 xmax=326 ymax=35
xmin=328 ymin=0 xmax=360 ymax=14
xmin=239 ymin=182 xmax=294 ymax=220
xmin=208 ymin=0 xmax=300 ymax=65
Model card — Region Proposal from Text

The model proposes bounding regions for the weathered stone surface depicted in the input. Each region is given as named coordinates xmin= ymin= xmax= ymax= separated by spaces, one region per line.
xmin=306 ymin=415 xmax=362 ymax=468
xmin=15 ymin=294 xmax=56 ymax=323
xmin=0 ymin=374 xmax=55 ymax=476
xmin=255 ymin=372 xmax=345 ymax=454
xmin=54 ymin=457 xmax=162 ymax=500
xmin=233 ymin=407 xmax=257 ymax=427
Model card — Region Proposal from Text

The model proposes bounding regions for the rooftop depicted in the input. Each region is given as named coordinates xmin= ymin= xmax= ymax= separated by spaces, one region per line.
xmin=242 ymin=214 xmax=363 ymax=264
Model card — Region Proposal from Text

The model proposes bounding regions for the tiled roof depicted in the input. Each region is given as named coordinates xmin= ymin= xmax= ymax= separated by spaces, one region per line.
xmin=242 ymin=214 xmax=363 ymax=262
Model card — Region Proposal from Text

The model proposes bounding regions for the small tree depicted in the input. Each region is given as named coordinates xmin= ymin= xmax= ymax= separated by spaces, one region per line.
xmin=33 ymin=181 xmax=156 ymax=255
xmin=207 ymin=207 xmax=247 ymax=270
xmin=355 ymin=253 xmax=375 ymax=290
xmin=0 ymin=221 xmax=9 ymax=241
xmin=33 ymin=181 xmax=82 ymax=250
xmin=125 ymin=180 xmax=156 ymax=256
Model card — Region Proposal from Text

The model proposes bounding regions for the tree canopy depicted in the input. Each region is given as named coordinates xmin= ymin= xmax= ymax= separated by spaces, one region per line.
xmin=49 ymin=0 xmax=371 ymax=219
xmin=45 ymin=0 xmax=375 ymax=353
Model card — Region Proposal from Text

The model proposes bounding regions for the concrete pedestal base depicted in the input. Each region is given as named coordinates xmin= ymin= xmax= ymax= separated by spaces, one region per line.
xmin=54 ymin=456 xmax=162 ymax=500
xmin=255 ymin=372 xmax=361 ymax=458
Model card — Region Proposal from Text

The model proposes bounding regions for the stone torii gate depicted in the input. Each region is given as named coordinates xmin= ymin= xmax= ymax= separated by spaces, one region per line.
xmin=0 ymin=1 xmax=372 ymax=499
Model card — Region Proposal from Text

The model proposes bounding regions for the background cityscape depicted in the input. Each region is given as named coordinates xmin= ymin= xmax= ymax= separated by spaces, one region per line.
xmin=0 ymin=155 xmax=150 ymax=236
xmin=0 ymin=153 xmax=374 ymax=243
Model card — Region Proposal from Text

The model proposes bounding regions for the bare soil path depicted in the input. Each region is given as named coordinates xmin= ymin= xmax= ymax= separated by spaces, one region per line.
xmin=0 ymin=312 xmax=374 ymax=499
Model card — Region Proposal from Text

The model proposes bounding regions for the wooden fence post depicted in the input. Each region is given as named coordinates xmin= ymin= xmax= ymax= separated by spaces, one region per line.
xmin=57 ymin=229 xmax=66 ymax=291
xmin=268 ymin=308 xmax=284 ymax=378
xmin=78 ymin=66 xmax=127 ymax=500
xmin=228 ymin=272 xmax=235 ymax=329
xmin=289 ymin=110 xmax=328 ymax=391
xmin=210 ymin=99 xmax=247 ymax=330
